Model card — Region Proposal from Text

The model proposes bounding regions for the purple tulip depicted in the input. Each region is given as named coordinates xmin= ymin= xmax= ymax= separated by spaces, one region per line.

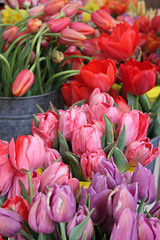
xmin=149 ymin=201 xmax=160 ymax=218
xmin=132 ymin=163 xmax=157 ymax=204
xmin=28 ymin=192 xmax=56 ymax=234
xmin=67 ymin=205 xmax=93 ymax=240
xmin=107 ymin=183 xmax=138 ymax=220
xmin=0 ymin=208 xmax=23 ymax=237
xmin=110 ymin=208 xmax=138 ymax=240
xmin=97 ymin=158 xmax=122 ymax=189
xmin=47 ymin=183 xmax=76 ymax=222
xmin=138 ymin=213 xmax=160 ymax=240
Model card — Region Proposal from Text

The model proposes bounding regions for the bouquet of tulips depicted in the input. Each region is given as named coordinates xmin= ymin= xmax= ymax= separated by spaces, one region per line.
xmin=0 ymin=86 xmax=160 ymax=239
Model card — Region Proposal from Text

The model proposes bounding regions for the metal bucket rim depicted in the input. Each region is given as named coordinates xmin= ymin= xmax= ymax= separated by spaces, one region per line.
xmin=0 ymin=89 xmax=61 ymax=101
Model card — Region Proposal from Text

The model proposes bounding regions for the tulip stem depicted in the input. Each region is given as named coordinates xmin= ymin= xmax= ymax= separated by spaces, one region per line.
xmin=27 ymin=172 xmax=33 ymax=204
xmin=135 ymin=95 xmax=139 ymax=110
xmin=15 ymin=6 xmax=25 ymax=20
xmin=60 ymin=222 xmax=67 ymax=240
xmin=78 ymin=7 xmax=92 ymax=14
xmin=0 ymin=54 xmax=11 ymax=97
xmin=36 ymin=36 xmax=44 ymax=94
xmin=20 ymin=229 xmax=35 ymax=240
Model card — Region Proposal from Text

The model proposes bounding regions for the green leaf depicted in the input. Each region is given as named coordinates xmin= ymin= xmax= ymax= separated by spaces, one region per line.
xmin=49 ymin=101 xmax=60 ymax=117
xmin=33 ymin=114 xmax=39 ymax=128
xmin=19 ymin=179 xmax=30 ymax=203
xmin=65 ymin=151 xmax=87 ymax=181
xmin=101 ymin=134 xmax=106 ymax=149
xmin=103 ymin=140 xmax=119 ymax=155
xmin=70 ymin=99 xmax=86 ymax=108
xmin=58 ymin=131 xmax=70 ymax=164
xmin=116 ymin=125 xmax=126 ymax=151
xmin=82 ymin=231 xmax=87 ymax=240
xmin=69 ymin=208 xmax=94 ymax=240
xmin=85 ymin=193 xmax=91 ymax=210
xmin=107 ymin=141 xmax=119 ymax=160
xmin=139 ymin=93 xmax=151 ymax=113
xmin=127 ymin=92 xmax=136 ymax=109
xmin=0 ymin=195 xmax=7 ymax=207
xmin=18 ymin=36 xmax=31 ymax=71
xmin=103 ymin=114 xmax=114 ymax=144
xmin=36 ymin=104 xmax=45 ymax=114
xmin=23 ymin=220 xmax=39 ymax=239
xmin=151 ymin=93 xmax=160 ymax=109
xmin=52 ymin=136 xmax=59 ymax=150
xmin=113 ymin=147 xmax=129 ymax=173
xmin=38 ymin=233 xmax=45 ymax=240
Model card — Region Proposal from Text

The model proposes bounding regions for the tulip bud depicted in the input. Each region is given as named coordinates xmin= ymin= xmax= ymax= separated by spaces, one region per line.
xmin=29 ymin=51 xmax=36 ymax=65
xmin=28 ymin=192 xmax=56 ymax=234
xmin=51 ymin=50 xmax=64 ymax=63
xmin=2 ymin=26 xmax=19 ymax=44
xmin=0 ymin=208 xmax=23 ymax=237
xmin=26 ymin=18 xmax=42 ymax=33
xmin=132 ymin=163 xmax=157 ymax=204
xmin=91 ymin=9 xmax=116 ymax=31
xmin=136 ymin=0 xmax=146 ymax=16
xmin=44 ymin=0 xmax=66 ymax=16
xmin=29 ymin=5 xmax=46 ymax=19
xmin=41 ymin=35 xmax=52 ymax=48
xmin=11 ymin=70 xmax=34 ymax=97
xmin=67 ymin=205 xmax=94 ymax=240
xmin=48 ymin=17 xmax=71 ymax=33
xmin=58 ymin=28 xmax=86 ymax=46
xmin=43 ymin=146 xmax=63 ymax=169
xmin=47 ymin=183 xmax=76 ymax=222
xmin=60 ymin=3 xmax=79 ymax=18
xmin=4 ymin=0 xmax=19 ymax=9
xmin=70 ymin=22 xmax=95 ymax=36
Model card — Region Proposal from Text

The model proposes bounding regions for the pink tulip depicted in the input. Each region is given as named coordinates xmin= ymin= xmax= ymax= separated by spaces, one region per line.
xmin=71 ymin=124 xmax=101 ymax=157
xmin=43 ymin=147 xmax=63 ymax=169
xmin=70 ymin=22 xmax=95 ymax=35
xmin=89 ymin=88 xmax=114 ymax=107
xmin=124 ymin=138 xmax=160 ymax=167
xmin=80 ymin=148 xmax=107 ymax=180
xmin=82 ymin=38 xmax=99 ymax=57
xmin=31 ymin=110 xmax=59 ymax=147
xmin=11 ymin=70 xmax=34 ymax=97
xmin=44 ymin=0 xmax=65 ymax=16
xmin=48 ymin=17 xmax=71 ymax=33
xmin=60 ymin=3 xmax=79 ymax=17
xmin=59 ymin=106 xmax=88 ymax=142
xmin=2 ymin=26 xmax=19 ymax=43
xmin=115 ymin=110 xmax=150 ymax=146
xmin=9 ymin=134 xmax=46 ymax=172
xmin=7 ymin=170 xmax=40 ymax=199
xmin=29 ymin=5 xmax=46 ymax=19
xmin=4 ymin=0 xmax=19 ymax=9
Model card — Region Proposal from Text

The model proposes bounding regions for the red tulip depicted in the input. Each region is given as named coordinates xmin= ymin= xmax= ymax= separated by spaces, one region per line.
xmin=44 ymin=0 xmax=65 ymax=16
xmin=120 ymin=59 xmax=157 ymax=95
xmin=48 ymin=17 xmax=71 ymax=33
xmin=98 ymin=21 xmax=139 ymax=61
xmin=143 ymin=31 xmax=160 ymax=53
xmin=2 ymin=26 xmax=19 ymax=43
xmin=151 ymin=16 xmax=160 ymax=34
xmin=11 ymin=70 xmax=34 ymax=97
xmin=80 ymin=59 xmax=116 ymax=92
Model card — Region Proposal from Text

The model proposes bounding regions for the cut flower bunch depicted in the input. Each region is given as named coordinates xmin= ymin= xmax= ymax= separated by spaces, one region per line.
xmin=0 ymin=87 xmax=160 ymax=239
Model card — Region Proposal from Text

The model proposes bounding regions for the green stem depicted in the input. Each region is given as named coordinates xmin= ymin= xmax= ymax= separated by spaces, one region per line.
xmin=20 ymin=229 xmax=35 ymax=240
xmin=30 ymin=57 xmax=46 ymax=72
xmin=135 ymin=95 xmax=139 ymax=110
xmin=78 ymin=7 xmax=92 ymax=14
xmin=27 ymin=171 xmax=33 ymax=204
xmin=60 ymin=222 xmax=67 ymax=240
xmin=24 ymin=24 xmax=48 ymax=69
xmin=0 ymin=23 xmax=13 ymax=27
xmin=36 ymin=36 xmax=44 ymax=94
xmin=0 ymin=54 xmax=11 ymax=96
xmin=46 ymin=69 xmax=80 ymax=90
xmin=15 ymin=6 xmax=25 ymax=19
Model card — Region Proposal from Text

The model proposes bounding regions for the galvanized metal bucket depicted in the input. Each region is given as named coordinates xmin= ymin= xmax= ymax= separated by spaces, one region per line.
xmin=0 ymin=89 xmax=64 ymax=142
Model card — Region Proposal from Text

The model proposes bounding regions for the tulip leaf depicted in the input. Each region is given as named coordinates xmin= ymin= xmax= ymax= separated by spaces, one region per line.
xmin=18 ymin=37 xmax=31 ymax=71
xmin=49 ymin=101 xmax=60 ymax=117
xmin=126 ymin=92 xmax=142 ymax=111
xmin=103 ymin=114 xmax=114 ymax=144
xmin=107 ymin=141 xmax=119 ymax=160
xmin=0 ymin=195 xmax=7 ymax=207
xmin=58 ymin=131 xmax=70 ymax=164
xmin=19 ymin=179 xmax=30 ymax=203
xmin=139 ymin=93 xmax=151 ymax=113
xmin=151 ymin=94 xmax=160 ymax=109
xmin=52 ymin=136 xmax=59 ymax=150
xmin=22 ymin=220 xmax=38 ymax=239
xmin=85 ymin=193 xmax=91 ymax=210
xmin=82 ymin=231 xmax=87 ymax=240
xmin=36 ymin=104 xmax=45 ymax=114
xmin=116 ymin=125 xmax=126 ymax=151
xmin=113 ymin=147 xmax=129 ymax=173
xmin=65 ymin=151 xmax=87 ymax=181
xmin=69 ymin=208 xmax=94 ymax=240
xmin=33 ymin=114 xmax=39 ymax=128
xmin=103 ymin=140 xmax=119 ymax=155
xmin=70 ymin=99 xmax=86 ymax=109
xmin=101 ymin=134 xmax=106 ymax=149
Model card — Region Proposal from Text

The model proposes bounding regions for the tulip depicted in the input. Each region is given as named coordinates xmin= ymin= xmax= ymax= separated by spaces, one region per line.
xmin=144 ymin=31 xmax=160 ymax=53
xmin=110 ymin=208 xmax=138 ymax=240
xmin=114 ymin=96 xmax=130 ymax=114
xmin=91 ymin=9 xmax=116 ymax=31
xmin=120 ymin=59 xmax=157 ymax=96
xmin=58 ymin=106 xmax=88 ymax=142
xmin=70 ymin=22 xmax=95 ymax=36
xmin=43 ymin=147 xmax=63 ymax=169
xmin=0 ymin=208 xmax=23 ymax=237
xmin=9 ymin=134 xmax=45 ymax=172
xmin=47 ymin=183 xmax=76 ymax=222
xmin=71 ymin=124 xmax=101 ymax=157
xmin=131 ymin=163 xmax=157 ymax=204
xmin=28 ymin=192 xmax=56 ymax=233
xmin=51 ymin=50 xmax=64 ymax=63
xmin=97 ymin=158 xmax=122 ymax=190
xmin=80 ymin=149 xmax=107 ymax=180
xmin=2 ymin=196 xmax=30 ymax=222
xmin=39 ymin=162 xmax=72 ymax=193
xmin=60 ymin=3 xmax=79 ymax=18
xmin=82 ymin=38 xmax=99 ymax=57
xmin=98 ymin=21 xmax=139 ymax=61
xmin=89 ymin=88 xmax=114 ymax=107
xmin=11 ymin=70 xmax=34 ymax=97
xmin=80 ymin=59 xmax=116 ymax=92
xmin=44 ymin=0 xmax=66 ymax=16
xmin=41 ymin=35 xmax=52 ymax=48
xmin=31 ymin=110 xmax=59 ymax=147
xmin=48 ymin=18 xmax=71 ymax=33
xmin=29 ymin=5 xmax=46 ymax=19
xmin=59 ymin=28 xmax=87 ymax=42
xmin=4 ymin=0 xmax=19 ymax=9
xmin=26 ymin=18 xmax=42 ymax=33
xmin=115 ymin=110 xmax=150 ymax=146
xmin=2 ymin=26 xmax=19 ymax=44
xmin=67 ymin=205 xmax=94 ymax=240
xmin=149 ymin=201 xmax=160 ymax=218
xmin=151 ymin=16 xmax=160 ymax=34
xmin=7 ymin=170 xmax=40 ymax=199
